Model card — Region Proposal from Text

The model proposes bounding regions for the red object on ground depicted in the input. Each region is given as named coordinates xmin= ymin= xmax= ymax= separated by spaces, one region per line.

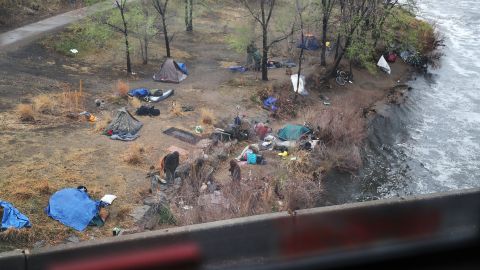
xmin=255 ymin=123 xmax=269 ymax=140
xmin=107 ymin=130 xmax=113 ymax=136
xmin=387 ymin=52 xmax=397 ymax=63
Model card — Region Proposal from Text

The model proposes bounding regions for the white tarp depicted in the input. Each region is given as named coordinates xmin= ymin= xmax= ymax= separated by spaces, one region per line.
xmin=377 ymin=55 xmax=391 ymax=74
xmin=291 ymin=74 xmax=308 ymax=96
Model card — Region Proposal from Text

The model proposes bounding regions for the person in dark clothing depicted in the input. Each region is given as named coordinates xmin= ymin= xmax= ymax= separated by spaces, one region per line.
xmin=162 ymin=151 xmax=180 ymax=184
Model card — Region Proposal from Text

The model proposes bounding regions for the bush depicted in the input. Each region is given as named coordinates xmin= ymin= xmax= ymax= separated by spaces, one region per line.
xmin=16 ymin=104 xmax=35 ymax=122
xmin=123 ymin=143 xmax=145 ymax=165
xmin=33 ymin=94 xmax=56 ymax=114
xmin=116 ymin=80 xmax=129 ymax=98
xmin=200 ymin=108 xmax=215 ymax=125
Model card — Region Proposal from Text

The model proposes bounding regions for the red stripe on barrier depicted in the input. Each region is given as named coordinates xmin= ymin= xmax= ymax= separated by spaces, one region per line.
xmin=49 ymin=242 xmax=201 ymax=270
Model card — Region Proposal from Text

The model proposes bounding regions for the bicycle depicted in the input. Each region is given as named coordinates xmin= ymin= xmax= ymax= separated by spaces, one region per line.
xmin=335 ymin=69 xmax=353 ymax=86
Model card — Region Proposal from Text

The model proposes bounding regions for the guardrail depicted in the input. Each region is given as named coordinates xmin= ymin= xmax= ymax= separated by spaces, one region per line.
xmin=1 ymin=188 xmax=479 ymax=270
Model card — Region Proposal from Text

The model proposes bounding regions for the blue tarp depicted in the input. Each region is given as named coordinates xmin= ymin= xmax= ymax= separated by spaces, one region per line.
xmin=278 ymin=124 xmax=311 ymax=141
xmin=229 ymin=66 xmax=247 ymax=73
xmin=46 ymin=188 xmax=100 ymax=231
xmin=128 ymin=88 xmax=150 ymax=98
xmin=263 ymin=96 xmax=278 ymax=112
xmin=297 ymin=35 xmax=320 ymax=51
xmin=177 ymin=62 xmax=188 ymax=75
xmin=0 ymin=201 xmax=31 ymax=229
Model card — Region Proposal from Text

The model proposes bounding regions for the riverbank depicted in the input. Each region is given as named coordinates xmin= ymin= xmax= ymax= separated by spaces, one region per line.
xmin=0 ymin=2 xmax=434 ymax=251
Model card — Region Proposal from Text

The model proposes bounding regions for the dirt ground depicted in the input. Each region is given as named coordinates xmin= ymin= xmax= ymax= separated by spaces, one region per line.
xmin=0 ymin=5 xmax=411 ymax=251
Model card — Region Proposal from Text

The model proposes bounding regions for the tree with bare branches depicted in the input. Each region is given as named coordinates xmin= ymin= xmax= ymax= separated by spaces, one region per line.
xmin=152 ymin=0 xmax=171 ymax=58
xmin=240 ymin=0 xmax=293 ymax=81
xmin=319 ymin=0 xmax=336 ymax=67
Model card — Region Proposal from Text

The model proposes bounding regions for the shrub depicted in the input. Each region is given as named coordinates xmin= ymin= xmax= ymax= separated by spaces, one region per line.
xmin=17 ymin=104 xmax=35 ymax=122
xmin=200 ymin=108 xmax=215 ymax=125
xmin=33 ymin=94 xmax=56 ymax=114
xmin=116 ymin=80 xmax=129 ymax=98
xmin=123 ymin=143 xmax=145 ymax=165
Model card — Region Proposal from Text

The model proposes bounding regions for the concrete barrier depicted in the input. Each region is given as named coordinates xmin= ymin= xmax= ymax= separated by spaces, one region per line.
xmin=0 ymin=250 xmax=26 ymax=270
xmin=2 ymin=188 xmax=479 ymax=269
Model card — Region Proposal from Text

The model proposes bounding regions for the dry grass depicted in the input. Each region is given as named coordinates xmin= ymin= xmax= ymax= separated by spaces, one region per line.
xmin=123 ymin=143 xmax=145 ymax=165
xmin=16 ymin=104 xmax=35 ymax=122
xmin=116 ymin=80 xmax=129 ymax=98
xmin=33 ymin=94 xmax=56 ymax=114
xmin=129 ymin=97 xmax=142 ymax=109
xmin=200 ymin=108 xmax=215 ymax=126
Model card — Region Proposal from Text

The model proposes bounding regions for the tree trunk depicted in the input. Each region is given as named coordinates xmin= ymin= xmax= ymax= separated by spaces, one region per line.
xmin=143 ymin=36 xmax=148 ymax=64
xmin=294 ymin=47 xmax=304 ymax=101
xmin=320 ymin=14 xmax=328 ymax=66
xmin=119 ymin=5 xmax=132 ymax=73
xmin=185 ymin=0 xmax=193 ymax=32
xmin=261 ymin=27 xmax=268 ymax=81
xmin=162 ymin=16 xmax=171 ymax=57
xmin=331 ymin=36 xmax=351 ymax=77
xmin=125 ymin=33 xmax=132 ymax=73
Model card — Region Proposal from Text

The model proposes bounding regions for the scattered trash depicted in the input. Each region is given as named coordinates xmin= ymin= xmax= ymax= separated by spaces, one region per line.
xmin=70 ymin=48 xmax=78 ymax=54
xmin=278 ymin=151 xmax=288 ymax=158
xmin=290 ymin=157 xmax=297 ymax=161
xmin=263 ymin=96 xmax=278 ymax=112
xmin=135 ymin=105 xmax=160 ymax=116
xmin=147 ymin=89 xmax=174 ymax=103
xmin=163 ymin=127 xmax=201 ymax=144
xmin=112 ymin=227 xmax=123 ymax=236
xmin=182 ymin=105 xmax=194 ymax=112
xmin=79 ymin=111 xmax=96 ymax=122
xmin=128 ymin=88 xmax=149 ymax=98
xmin=94 ymin=99 xmax=106 ymax=109
xmin=0 ymin=201 xmax=31 ymax=229
xmin=194 ymin=125 xmax=204 ymax=134
xmin=377 ymin=55 xmax=391 ymax=74
xmin=228 ymin=65 xmax=247 ymax=72
xmin=182 ymin=205 xmax=193 ymax=210
xmin=323 ymin=101 xmax=331 ymax=106
xmin=100 ymin=194 xmax=117 ymax=205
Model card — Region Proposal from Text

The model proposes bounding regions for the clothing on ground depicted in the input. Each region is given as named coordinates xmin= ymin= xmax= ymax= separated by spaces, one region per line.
xmin=0 ymin=201 xmax=31 ymax=229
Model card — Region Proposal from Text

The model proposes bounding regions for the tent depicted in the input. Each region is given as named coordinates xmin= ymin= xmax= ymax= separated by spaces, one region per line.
xmin=153 ymin=58 xmax=188 ymax=83
xmin=291 ymin=74 xmax=308 ymax=96
xmin=46 ymin=188 xmax=100 ymax=231
xmin=377 ymin=55 xmax=391 ymax=74
xmin=278 ymin=124 xmax=311 ymax=141
xmin=1 ymin=201 xmax=31 ymax=229
xmin=297 ymin=34 xmax=320 ymax=51
xmin=106 ymin=108 xmax=143 ymax=140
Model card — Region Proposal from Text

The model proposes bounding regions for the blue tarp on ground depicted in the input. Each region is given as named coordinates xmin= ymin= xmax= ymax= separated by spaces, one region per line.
xmin=263 ymin=96 xmax=278 ymax=112
xmin=46 ymin=188 xmax=100 ymax=231
xmin=278 ymin=124 xmax=311 ymax=141
xmin=177 ymin=62 xmax=188 ymax=75
xmin=128 ymin=88 xmax=150 ymax=98
xmin=0 ymin=201 xmax=31 ymax=229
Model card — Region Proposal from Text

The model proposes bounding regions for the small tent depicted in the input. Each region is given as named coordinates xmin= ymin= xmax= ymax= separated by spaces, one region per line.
xmin=377 ymin=55 xmax=391 ymax=74
xmin=153 ymin=58 xmax=188 ymax=83
xmin=297 ymin=34 xmax=320 ymax=51
xmin=106 ymin=108 xmax=143 ymax=140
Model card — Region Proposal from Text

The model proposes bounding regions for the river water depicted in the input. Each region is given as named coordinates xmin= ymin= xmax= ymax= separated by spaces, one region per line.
xmin=328 ymin=0 xmax=480 ymax=203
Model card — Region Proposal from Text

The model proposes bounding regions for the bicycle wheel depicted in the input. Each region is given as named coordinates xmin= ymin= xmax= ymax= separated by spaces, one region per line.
xmin=339 ymin=71 xmax=347 ymax=77
xmin=336 ymin=76 xmax=346 ymax=86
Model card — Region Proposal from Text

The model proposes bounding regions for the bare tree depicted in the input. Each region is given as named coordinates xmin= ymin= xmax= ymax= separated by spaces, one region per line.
xmin=294 ymin=0 xmax=306 ymax=101
xmin=101 ymin=0 xmax=132 ymax=74
xmin=241 ymin=0 xmax=293 ymax=81
xmin=152 ymin=0 xmax=171 ymax=58
xmin=319 ymin=0 xmax=336 ymax=66
xmin=185 ymin=0 xmax=193 ymax=31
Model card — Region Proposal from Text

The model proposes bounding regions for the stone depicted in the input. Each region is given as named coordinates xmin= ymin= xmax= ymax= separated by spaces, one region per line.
xmin=66 ymin=235 xmax=80 ymax=244
xmin=129 ymin=205 xmax=151 ymax=222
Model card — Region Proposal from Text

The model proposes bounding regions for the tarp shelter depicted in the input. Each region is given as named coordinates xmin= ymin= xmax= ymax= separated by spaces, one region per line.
xmin=278 ymin=124 xmax=311 ymax=141
xmin=128 ymin=88 xmax=149 ymax=98
xmin=0 ymin=201 xmax=31 ymax=229
xmin=106 ymin=108 xmax=143 ymax=140
xmin=46 ymin=188 xmax=100 ymax=231
xmin=153 ymin=58 xmax=187 ymax=83
xmin=291 ymin=74 xmax=308 ymax=96
xmin=297 ymin=34 xmax=320 ymax=51
xmin=377 ymin=55 xmax=391 ymax=74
